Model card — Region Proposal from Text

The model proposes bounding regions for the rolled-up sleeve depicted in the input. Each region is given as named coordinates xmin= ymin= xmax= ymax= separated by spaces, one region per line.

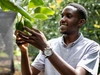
xmin=77 ymin=44 xmax=100 ymax=75
xmin=31 ymin=51 xmax=45 ymax=71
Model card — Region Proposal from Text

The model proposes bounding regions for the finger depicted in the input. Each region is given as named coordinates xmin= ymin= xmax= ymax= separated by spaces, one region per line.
xmin=23 ymin=26 xmax=38 ymax=35
xmin=15 ymin=30 xmax=19 ymax=36
xmin=19 ymin=33 xmax=36 ymax=43
xmin=17 ymin=31 xmax=36 ymax=44
xmin=32 ymin=27 xmax=40 ymax=33
xmin=16 ymin=40 xmax=27 ymax=45
xmin=18 ymin=31 xmax=36 ymax=42
xmin=19 ymin=33 xmax=30 ymax=40
xmin=18 ymin=30 xmax=31 ymax=39
xmin=14 ymin=30 xmax=23 ymax=41
xmin=17 ymin=36 xmax=34 ymax=44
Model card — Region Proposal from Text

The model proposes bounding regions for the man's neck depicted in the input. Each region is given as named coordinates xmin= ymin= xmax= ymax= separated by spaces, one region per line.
xmin=63 ymin=33 xmax=80 ymax=45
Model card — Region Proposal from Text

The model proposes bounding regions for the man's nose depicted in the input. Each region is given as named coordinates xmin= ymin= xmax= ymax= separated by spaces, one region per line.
xmin=60 ymin=16 xmax=66 ymax=22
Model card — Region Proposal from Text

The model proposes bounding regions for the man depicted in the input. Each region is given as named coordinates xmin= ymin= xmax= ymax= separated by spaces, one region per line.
xmin=15 ymin=3 xmax=100 ymax=75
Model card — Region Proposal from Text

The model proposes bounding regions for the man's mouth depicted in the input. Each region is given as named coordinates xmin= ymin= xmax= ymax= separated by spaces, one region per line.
xmin=59 ymin=23 xmax=68 ymax=29
xmin=60 ymin=23 xmax=68 ymax=26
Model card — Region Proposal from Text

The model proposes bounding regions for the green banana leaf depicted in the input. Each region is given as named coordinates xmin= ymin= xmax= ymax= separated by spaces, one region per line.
xmin=0 ymin=0 xmax=33 ymax=21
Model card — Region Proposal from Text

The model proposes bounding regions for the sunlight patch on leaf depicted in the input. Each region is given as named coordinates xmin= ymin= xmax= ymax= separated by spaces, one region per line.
xmin=33 ymin=13 xmax=48 ymax=20
xmin=29 ymin=0 xmax=44 ymax=8
xmin=94 ymin=24 xmax=100 ymax=28
xmin=34 ymin=7 xmax=55 ymax=15
xmin=41 ymin=7 xmax=55 ymax=15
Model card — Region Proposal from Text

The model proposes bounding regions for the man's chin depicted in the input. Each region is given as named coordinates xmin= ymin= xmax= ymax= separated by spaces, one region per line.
xmin=60 ymin=31 xmax=67 ymax=34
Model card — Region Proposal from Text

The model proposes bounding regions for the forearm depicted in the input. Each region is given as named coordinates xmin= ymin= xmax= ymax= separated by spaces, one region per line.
xmin=21 ymin=51 xmax=32 ymax=75
xmin=48 ymin=51 xmax=77 ymax=75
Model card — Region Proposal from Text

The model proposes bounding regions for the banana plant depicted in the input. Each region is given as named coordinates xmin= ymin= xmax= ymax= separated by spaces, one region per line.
xmin=0 ymin=0 xmax=55 ymax=30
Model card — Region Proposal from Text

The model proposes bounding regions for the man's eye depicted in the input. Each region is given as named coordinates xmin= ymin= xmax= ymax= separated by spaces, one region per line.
xmin=66 ymin=14 xmax=72 ymax=18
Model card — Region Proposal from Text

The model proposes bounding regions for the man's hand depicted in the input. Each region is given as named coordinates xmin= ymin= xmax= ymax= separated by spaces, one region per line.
xmin=17 ymin=26 xmax=49 ymax=51
xmin=15 ymin=30 xmax=29 ymax=52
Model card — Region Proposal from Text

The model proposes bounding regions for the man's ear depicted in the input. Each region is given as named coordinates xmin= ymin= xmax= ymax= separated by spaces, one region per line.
xmin=78 ymin=19 xmax=86 ymax=27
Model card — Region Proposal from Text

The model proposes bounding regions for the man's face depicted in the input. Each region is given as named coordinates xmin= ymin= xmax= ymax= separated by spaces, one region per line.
xmin=59 ymin=6 xmax=80 ymax=35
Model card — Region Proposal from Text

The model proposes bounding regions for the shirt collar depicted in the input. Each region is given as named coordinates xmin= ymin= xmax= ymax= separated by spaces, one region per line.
xmin=61 ymin=33 xmax=84 ymax=47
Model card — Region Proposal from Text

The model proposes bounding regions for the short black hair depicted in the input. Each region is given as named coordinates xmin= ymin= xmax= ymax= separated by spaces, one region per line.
xmin=68 ymin=3 xmax=87 ymax=20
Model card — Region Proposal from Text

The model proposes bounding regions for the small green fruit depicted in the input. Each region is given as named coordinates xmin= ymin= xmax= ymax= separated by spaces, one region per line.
xmin=16 ymin=21 xmax=24 ymax=31
xmin=24 ymin=19 xmax=32 ymax=29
